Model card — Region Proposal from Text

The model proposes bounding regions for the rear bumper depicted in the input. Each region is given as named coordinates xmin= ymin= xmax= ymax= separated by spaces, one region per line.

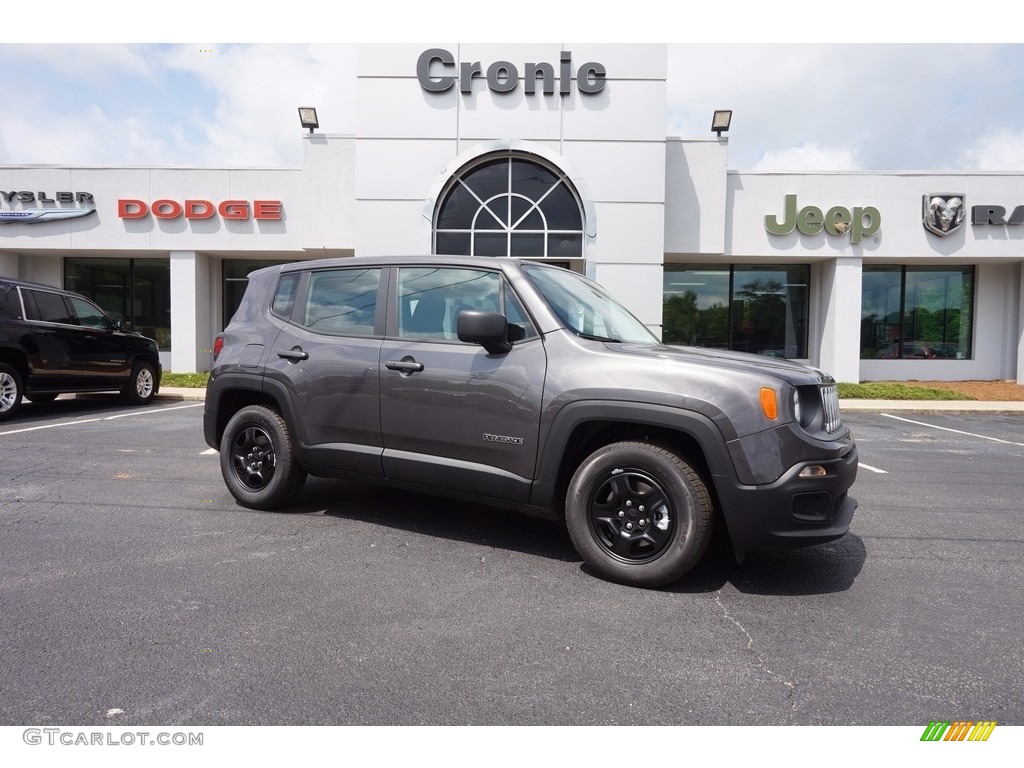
xmin=714 ymin=443 xmax=859 ymax=553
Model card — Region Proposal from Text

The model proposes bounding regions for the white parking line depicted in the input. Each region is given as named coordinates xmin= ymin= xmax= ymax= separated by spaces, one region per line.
xmin=858 ymin=462 xmax=888 ymax=474
xmin=0 ymin=418 xmax=102 ymax=436
xmin=0 ymin=403 xmax=204 ymax=436
xmin=882 ymin=413 xmax=1024 ymax=446
xmin=102 ymin=403 xmax=204 ymax=420
xmin=201 ymin=448 xmax=218 ymax=455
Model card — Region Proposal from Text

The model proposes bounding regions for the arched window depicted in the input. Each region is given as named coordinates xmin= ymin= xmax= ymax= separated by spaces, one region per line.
xmin=434 ymin=154 xmax=584 ymax=259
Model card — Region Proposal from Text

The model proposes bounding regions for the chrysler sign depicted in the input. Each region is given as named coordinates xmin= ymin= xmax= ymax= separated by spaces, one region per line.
xmin=0 ymin=190 xmax=96 ymax=224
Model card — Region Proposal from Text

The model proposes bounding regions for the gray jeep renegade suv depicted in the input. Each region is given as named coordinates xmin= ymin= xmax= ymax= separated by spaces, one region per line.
xmin=204 ymin=256 xmax=857 ymax=587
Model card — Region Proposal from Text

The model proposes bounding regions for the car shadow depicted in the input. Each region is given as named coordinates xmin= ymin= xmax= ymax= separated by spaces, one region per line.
xmin=3 ymin=394 xmax=134 ymax=425
xmin=281 ymin=477 xmax=866 ymax=595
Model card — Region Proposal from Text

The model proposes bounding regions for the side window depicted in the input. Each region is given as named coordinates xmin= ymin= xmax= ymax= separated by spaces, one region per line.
xmin=24 ymin=289 xmax=74 ymax=325
xmin=503 ymin=283 xmax=538 ymax=342
xmin=68 ymin=296 xmax=110 ymax=330
xmin=398 ymin=267 xmax=500 ymax=342
xmin=302 ymin=268 xmax=381 ymax=335
xmin=0 ymin=283 xmax=21 ymax=320
xmin=271 ymin=272 xmax=300 ymax=318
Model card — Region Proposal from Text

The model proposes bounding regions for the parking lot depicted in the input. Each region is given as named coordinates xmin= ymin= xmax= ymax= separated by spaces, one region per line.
xmin=1 ymin=396 xmax=1022 ymax=726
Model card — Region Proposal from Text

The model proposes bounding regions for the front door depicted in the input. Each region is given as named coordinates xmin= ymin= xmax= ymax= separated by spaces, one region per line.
xmin=378 ymin=266 xmax=546 ymax=503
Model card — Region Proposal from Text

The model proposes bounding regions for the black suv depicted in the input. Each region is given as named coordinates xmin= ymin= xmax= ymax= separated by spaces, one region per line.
xmin=204 ymin=256 xmax=857 ymax=588
xmin=0 ymin=277 xmax=161 ymax=420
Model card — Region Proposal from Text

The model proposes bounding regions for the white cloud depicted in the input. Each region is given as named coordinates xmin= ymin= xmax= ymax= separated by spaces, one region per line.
xmin=753 ymin=144 xmax=861 ymax=172
xmin=957 ymin=129 xmax=1024 ymax=172
xmin=155 ymin=44 xmax=356 ymax=166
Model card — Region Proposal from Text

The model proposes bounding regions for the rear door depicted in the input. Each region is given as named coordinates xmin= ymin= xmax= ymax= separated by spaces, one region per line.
xmin=378 ymin=265 xmax=546 ymax=503
xmin=263 ymin=266 xmax=386 ymax=477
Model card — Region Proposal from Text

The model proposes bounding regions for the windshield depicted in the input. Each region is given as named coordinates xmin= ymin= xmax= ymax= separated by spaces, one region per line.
xmin=521 ymin=264 xmax=659 ymax=344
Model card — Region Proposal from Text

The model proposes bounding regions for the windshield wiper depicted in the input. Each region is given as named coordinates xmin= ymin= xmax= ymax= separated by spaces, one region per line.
xmin=575 ymin=331 xmax=620 ymax=342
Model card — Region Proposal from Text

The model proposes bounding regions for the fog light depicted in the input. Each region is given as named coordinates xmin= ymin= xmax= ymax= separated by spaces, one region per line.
xmin=799 ymin=465 xmax=827 ymax=478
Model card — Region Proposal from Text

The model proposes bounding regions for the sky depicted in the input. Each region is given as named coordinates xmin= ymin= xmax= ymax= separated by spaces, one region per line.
xmin=3 ymin=2 xmax=1022 ymax=173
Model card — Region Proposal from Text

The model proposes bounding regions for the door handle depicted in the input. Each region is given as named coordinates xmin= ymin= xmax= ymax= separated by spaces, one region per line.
xmin=278 ymin=348 xmax=309 ymax=361
xmin=385 ymin=359 xmax=424 ymax=374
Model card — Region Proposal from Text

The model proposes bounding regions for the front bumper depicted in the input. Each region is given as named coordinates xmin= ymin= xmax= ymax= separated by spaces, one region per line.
xmin=714 ymin=441 xmax=859 ymax=553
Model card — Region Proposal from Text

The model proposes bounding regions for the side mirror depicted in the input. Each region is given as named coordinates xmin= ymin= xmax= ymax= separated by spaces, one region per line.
xmin=457 ymin=310 xmax=511 ymax=354
xmin=112 ymin=318 xmax=124 ymax=331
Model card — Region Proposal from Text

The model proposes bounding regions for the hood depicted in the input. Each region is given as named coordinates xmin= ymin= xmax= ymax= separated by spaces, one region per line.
xmin=608 ymin=342 xmax=834 ymax=385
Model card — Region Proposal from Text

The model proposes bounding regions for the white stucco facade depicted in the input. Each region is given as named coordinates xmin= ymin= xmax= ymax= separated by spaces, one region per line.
xmin=1 ymin=43 xmax=1021 ymax=383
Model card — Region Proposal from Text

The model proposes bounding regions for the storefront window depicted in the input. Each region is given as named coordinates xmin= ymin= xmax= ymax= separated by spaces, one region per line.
xmin=434 ymin=154 xmax=584 ymax=259
xmin=223 ymin=260 xmax=295 ymax=328
xmin=663 ymin=264 xmax=809 ymax=358
xmin=860 ymin=266 xmax=974 ymax=359
xmin=65 ymin=258 xmax=171 ymax=349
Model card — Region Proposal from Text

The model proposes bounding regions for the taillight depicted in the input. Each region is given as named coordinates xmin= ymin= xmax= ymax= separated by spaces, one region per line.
xmin=213 ymin=337 xmax=224 ymax=357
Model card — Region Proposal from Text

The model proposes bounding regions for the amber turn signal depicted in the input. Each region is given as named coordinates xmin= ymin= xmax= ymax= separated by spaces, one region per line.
xmin=759 ymin=387 xmax=778 ymax=420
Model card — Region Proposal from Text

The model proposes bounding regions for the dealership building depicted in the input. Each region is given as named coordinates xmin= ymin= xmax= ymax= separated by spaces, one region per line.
xmin=2 ymin=44 xmax=1022 ymax=384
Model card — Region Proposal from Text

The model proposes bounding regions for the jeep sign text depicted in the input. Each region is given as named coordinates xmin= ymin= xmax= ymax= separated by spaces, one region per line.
xmin=765 ymin=194 xmax=880 ymax=244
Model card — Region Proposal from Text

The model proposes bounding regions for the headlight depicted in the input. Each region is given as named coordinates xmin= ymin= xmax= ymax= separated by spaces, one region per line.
xmin=792 ymin=388 xmax=802 ymax=424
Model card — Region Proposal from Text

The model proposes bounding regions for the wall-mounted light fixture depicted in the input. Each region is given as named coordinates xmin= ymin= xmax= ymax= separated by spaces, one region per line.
xmin=711 ymin=110 xmax=732 ymax=137
xmin=298 ymin=107 xmax=319 ymax=134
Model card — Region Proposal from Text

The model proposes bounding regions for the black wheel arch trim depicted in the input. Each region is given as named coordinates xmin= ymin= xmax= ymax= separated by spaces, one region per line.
xmin=204 ymin=371 xmax=300 ymax=450
xmin=530 ymin=400 xmax=736 ymax=510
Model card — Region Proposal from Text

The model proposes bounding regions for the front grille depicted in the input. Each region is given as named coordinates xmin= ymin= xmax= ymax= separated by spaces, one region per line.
xmin=820 ymin=383 xmax=842 ymax=434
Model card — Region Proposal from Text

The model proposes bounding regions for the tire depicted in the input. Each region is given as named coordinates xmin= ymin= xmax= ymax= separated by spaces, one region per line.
xmin=25 ymin=393 xmax=58 ymax=404
xmin=219 ymin=405 xmax=307 ymax=509
xmin=122 ymin=361 xmax=157 ymax=405
xmin=0 ymin=363 xmax=24 ymax=421
xmin=565 ymin=441 xmax=713 ymax=588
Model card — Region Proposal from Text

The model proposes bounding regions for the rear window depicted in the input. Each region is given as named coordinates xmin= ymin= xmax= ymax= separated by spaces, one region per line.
xmin=24 ymin=289 xmax=74 ymax=325
xmin=271 ymin=273 xmax=300 ymax=318
xmin=0 ymin=283 xmax=21 ymax=320
xmin=302 ymin=268 xmax=381 ymax=335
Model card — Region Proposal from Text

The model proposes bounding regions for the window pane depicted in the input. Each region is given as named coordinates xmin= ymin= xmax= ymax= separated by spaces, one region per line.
xmin=435 ymin=232 xmax=471 ymax=256
xmin=503 ymin=282 xmax=537 ymax=341
xmin=26 ymin=290 xmax=73 ymax=324
xmin=65 ymin=258 xmax=171 ymax=349
xmin=303 ymin=268 xmax=380 ymax=335
xmin=272 ymin=273 xmax=301 ymax=319
xmin=65 ymin=258 xmax=131 ymax=326
xmin=731 ymin=265 xmax=809 ymax=358
xmin=436 ymin=183 xmax=478 ymax=230
xmin=460 ymin=158 xmax=509 ymax=204
xmin=399 ymin=267 xmax=500 ymax=341
xmin=547 ymin=233 xmax=582 ymax=259
xmin=474 ymin=232 xmax=508 ymax=258
xmin=861 ymin=266 xmax=902 ymax=359
xmin=510 ymin=232 xmax=545 ymax=258
xmin=662 ymin=266 xmax=730 ymax=348
xmin=68 ymin=296 xmax=109 ymax=329
xmin=905 ymin=267 xmax=973 ymax=359
xmin=133 ymin=260 xmax=171 ymax=350
xmin=434 ymin=153 xmax=584 ymax=264
xmin=538 ymin=182 xmax=582 ymax=230
xmin=861 ymin=266 xmax=973 ymax=360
